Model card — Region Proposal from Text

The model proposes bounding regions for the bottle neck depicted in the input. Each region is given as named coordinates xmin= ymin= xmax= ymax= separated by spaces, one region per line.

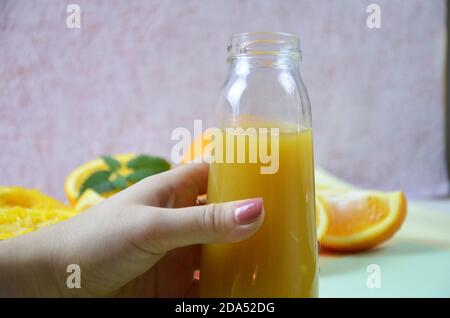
xmin=230 ymin=55 xmax=300 ymax=75
xmin=227 ymin=32 xmax=301 ymax=71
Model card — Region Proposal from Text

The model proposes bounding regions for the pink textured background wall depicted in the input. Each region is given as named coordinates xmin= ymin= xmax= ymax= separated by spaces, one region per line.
xmin=0 ymin=0 xmax=448 ymax=201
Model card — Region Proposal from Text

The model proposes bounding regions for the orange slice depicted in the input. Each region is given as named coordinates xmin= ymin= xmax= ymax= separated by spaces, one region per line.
xmin=318 ymin=189 xmax=407 ymax=252
xmin=64 ymin=153 xmax=135 ymax=205
xmin=74 ymin=189 xmax=105 ymax=213
xmin=315 ymin=196 xmax=328 ymax=242
xmin=181 ymin=131 xmax=212 ymax=164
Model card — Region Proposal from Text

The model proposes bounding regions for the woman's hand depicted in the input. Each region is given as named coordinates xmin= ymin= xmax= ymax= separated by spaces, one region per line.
xmin=0 ymin=163 xmax=264 ymax=297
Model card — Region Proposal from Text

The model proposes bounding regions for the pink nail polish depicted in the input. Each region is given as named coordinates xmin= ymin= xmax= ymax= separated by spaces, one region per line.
xmin=234 ymin=198 xmax=263 ymax=224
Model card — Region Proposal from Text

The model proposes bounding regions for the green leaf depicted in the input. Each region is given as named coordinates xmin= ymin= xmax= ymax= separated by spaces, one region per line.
xmin=112 ymin=175 xmax=127 ymax=190
xmin=102 ymin=155 xmax=121 ymax=172
xmin=127 ymin=155 xmax=171 ymax=172
xmin=79 ymin=170 xmax=114 ymax=197
xmin=126 ymin=167 xmax=168 ymax=183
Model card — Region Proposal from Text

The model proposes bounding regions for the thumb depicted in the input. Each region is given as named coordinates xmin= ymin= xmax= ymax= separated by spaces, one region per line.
xmin=146 ymin=198 xmax=264 ymax=252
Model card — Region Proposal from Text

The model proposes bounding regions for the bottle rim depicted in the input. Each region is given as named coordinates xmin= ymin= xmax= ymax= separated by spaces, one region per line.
xmin=227 ymin=32 xmax=301 ymax=61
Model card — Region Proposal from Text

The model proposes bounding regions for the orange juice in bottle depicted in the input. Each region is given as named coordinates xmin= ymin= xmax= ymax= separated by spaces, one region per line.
xmin=199 ymin=33 xmax=318 ymax=297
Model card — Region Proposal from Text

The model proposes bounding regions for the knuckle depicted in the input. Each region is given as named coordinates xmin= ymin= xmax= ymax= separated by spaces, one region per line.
xmin=199 ymin=203 xmax=225 ymax=235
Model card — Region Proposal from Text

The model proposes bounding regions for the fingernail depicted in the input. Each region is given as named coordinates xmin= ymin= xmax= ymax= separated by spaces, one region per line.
xmin=234 ymin=198 xmax=263 ymax=224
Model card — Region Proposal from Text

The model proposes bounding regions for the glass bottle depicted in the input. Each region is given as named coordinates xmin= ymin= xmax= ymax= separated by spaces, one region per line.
xmin=199 ymin=32 xmax=318 ymax=297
